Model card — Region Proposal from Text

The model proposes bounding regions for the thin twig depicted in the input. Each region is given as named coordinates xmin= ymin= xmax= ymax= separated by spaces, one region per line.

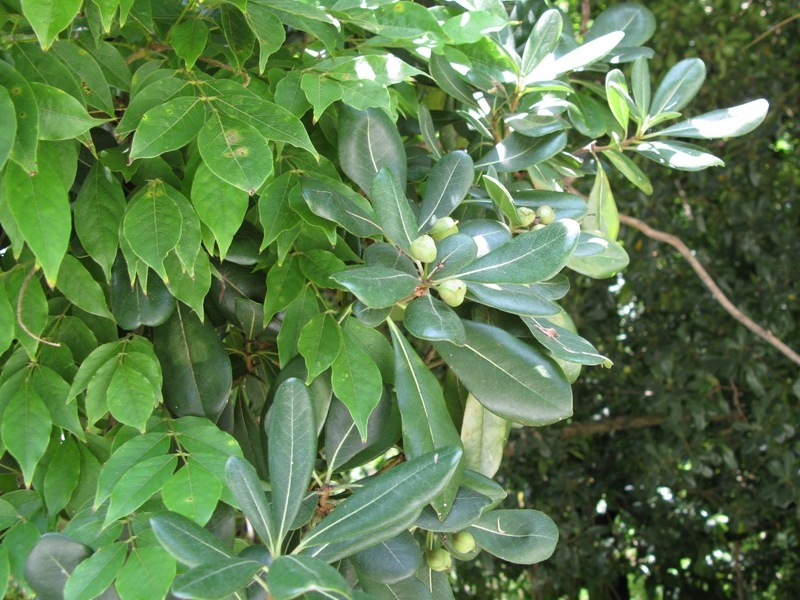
xmin=17 ymin=267 xmax=60 ymax=348
xmin=580 ymin=0 xmax=592 ymax=37
xmin=619 ymin=213 xmax=800 ymax=367
xmin=742 ymin=12 xmax=800 ymax=50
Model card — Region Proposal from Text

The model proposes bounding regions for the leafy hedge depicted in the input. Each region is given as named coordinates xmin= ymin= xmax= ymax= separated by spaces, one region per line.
xmin=0 ymin=1 xmax=766 ymax=598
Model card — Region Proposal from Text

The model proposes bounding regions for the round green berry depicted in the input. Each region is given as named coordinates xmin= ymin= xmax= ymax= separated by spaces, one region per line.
xmin=429 ymin=216 xmax=459 ymax=241
xmin=426 ymin=548 xmax=452 ymax=571
xmin=516 ymin=206 xmax=536 ymax=227
xmin=451 ymin=531 xmax=476 ymax=554
xmin=410 ymin=235 xmax=438 ymax=263
xmin=438 ymin=279 xmax=467 ymax=307
xmin=536 ymin=205 xmax=556 ymax=225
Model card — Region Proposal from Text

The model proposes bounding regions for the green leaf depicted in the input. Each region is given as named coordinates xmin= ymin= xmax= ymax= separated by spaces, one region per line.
xmin=526 ymin=32 xmax=624 ymax=83
xmin=373 ymin=1 xmax=445 ymax=38
xmin=418 ymin=151 xmax=474 ymax=232
xmin=605 ymin=69 xmax=631 ymax=132
xmin=603 ymin=149 xmax=653 ymax=195
xmin=246 ymin=4 xmax=285 ymax=74
xmin=263 ymin=255 xmax=305 ymax=326
xmin=415 ymin=481 xmax=493 ymax=533
xmin=172 ymin=558 xmax=263 ymax=600
xmin=429 ymin=52 xmax=477 ymax=107
xmin=225 ymin=456 xmax=276 ymax=552
xmin=340 ymin=78 xmax=392 ymax=112
xmin=351 ymin=531 xmax=422 ymax=585
xmin=520 ymin=9 xmax=562 ymax=78
xmin=466 ymin=282 xmax=560 ymax=317
xmin=96 ymin=432 xmax=170 ymax=507
xmin=170 ymin=19 xmax=208 ymax=69
xmin=130 ymin=97 xmax=207 ymax=160
xmin=21 ymin=0 xmax=82 ymax=50
xmin=299 ymin=250 xmax=348 ymax=290
xmin=162 ymin=461 xmax=222 ymax=526
xmin=31 ymin=82 xmax=107 ymax=140
xmin=459 ymin=393 xmax=508 ymax=479
xmin=300 ymin=73 xmax=343 ymax=123
xmin=441 ymin=10 xmax=506 ymax=44
xmin=50 ymin=41 xmax=115 ymax=115
xmin=361 ymin=576 xmax=433 ymax=600
xmin=106 ymin=360 xmax=157 ymax=433
xmin=115 ymin=547 xmax=177 ymax=600
xmin=371 ymin=166 xmax=417 ymax=251
xmin=298 ymin=447 xmax=462 ymax=558
xmin=5 ymin=156 xmax=70 ymax=286
xmin=417 ymin=104 xmax=441 ymax=159
xmin=584 ymin=163 xmax=619 ymax=239
xmin=316 ymin=53 xmax=424 ymax=86
xmin=388 ymin=321 xmax=462 ymax=516
xmin=432 ymin=321 xmax=572 ymax=426
xmin=165 ymin=251 xmax=212 ymax=319
xmin=332 ymin=267 xmax=419 ymax=309
xmin=1 ymin=374 xmax=51 ymax=486
xmin=449 ymin=219 xmax=579 ymax=284
xmin=104 ymin=455 xmax=178 ymax=526
xmin=430 ymin=234 xmax=478 ymax=280
xmin=274 ymin=70 xmax=312 ymax=117
xmin=266 ymin=555 xmax=352 ymax=600
xmin=0 ymin=86 xmax=17 ymax=170
xmin=648 ymin=58 xmax=706 ymax=118
xmin=110 ymin=258 xmax=177 ymax=329
xmin=122 ymin=181 xmax=184 ymax=281
xmin=585 ymin=3 xmax=656 ymax=47
xmin=74 ymin=163 xmax=126 ymax=280
xmin=117 ymin=77 xmax=194 ymax=136
xmin=23 ymin=534 xmax=92 ymax=600
xmin=469 ymin=509 xmax=558 ymax=564
xmin=635 ymin=140 xmax=724 ymax=171
xmin=56 ymin=255 xmax=114 ymax=320
xmin=654 ymin=99 xmax=769 ymax=139
xmin=0 ymin=60 xmax=39 ymax=173
xmin=150 ymin=511 xmax=233 ymax=568
xmin=338 ymin=106 xmax=406 ymax=192
xmin=64 ymin=542 xmax=127 ymax=600
xmin=566 ymin=231 xmax=630 ymax=278
xmin=258 ymin=173 xmax=301 ymax=251
xmin=483 ymin=174 xmax=520 ymax=225
xmin=267 ymin=378 xmax=317 ymax=547
xmin=0 ymin=285 xmax=14 ymax=355
xmin=277 ymin=286 xmax=320 ymax=367
xmin=300 ymin=175 xmax=381 ymax=237
xmin=475 ymin=132 xmax=567 ymax=173
xmin=43 ymin=437 xmax=81 ymax=515
xmin=404 ymin=294 xmax=466 ymax=345
xmin=298 ymin=314 xmax=343 ymax=384
xmin=331 ymin=326 xmax=383 ymax=439
xmin=32 ymin=365 xmax=83 ymax=440
xmin=523 ymin=316 xmax=609 ymax=366
xmin=3 ymin=267 xmax=49 ymax=358
xmin=198 ymin=112 xmax=273 ymax=195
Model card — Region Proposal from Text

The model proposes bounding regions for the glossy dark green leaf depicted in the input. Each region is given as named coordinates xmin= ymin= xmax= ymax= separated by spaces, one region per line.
xmin=603 ymin=149 xmax=653 ymax=195
xmin=170 ymin=19 xmax=208 ymax=69
xmin=433 ymin=321 xmax=572 ymax=426
xmin=172 ymin=558 xmax=262 ymax=599
xmin=266 ymin=555 xmax=351 ymax=600
xmin=361 ymin=575 xmax=433 ymax=600
xmin=351 ymin=531 xmax=422 ymax=584
xmin=526 ymin=32 xmax=624 ymax=83
xmin=648 ymin=58 xmax=706 ymax=118
xmin=338 ymin=106 xmax=406 ymax=192
xmin=153 ymin=304 xmax=232 ymax=422
xmin=331 ymin=326 xmax=382 ymax=439
xmin=298 ymin=250 xmax=348 ymax=290
xmin=0 ymin=60 xmax=39 ymax=172
xmin=24 ymin=534 xmax=92 ymax=600
xmin=110 ymin=257 xmax=176 ymax=330
xmin=418 ymin=152 xmax=474 ymax=232
xmin=31 ymin=82 xmax=107 ymax=140
xmin=300 ymin=448 xmax=462 ymax=561
xmin=277 ymin=286 xmax=320 ymax=367
xmin=198 ymin=112 xmax=272 ymax=195
xmin=404 ymin=294 xmax=466 ymax=345
xmin=466 ymin=282 xmax=560 ymax=317
xmin=450 ymin=219 xmax=579 ymax=284
xmin=332 ymin=267 xmax=419 ymax=309
xmin=415 ymin=483 xmax=492 ymax=533
xmin=151 ymin=511 xmax=233 ymax=568
xmin=520 ymin=9 xmax=562 ymax=78
xmin=225 ymin=456 xmax=276 ymax=552
xmin=475 ymin=131 xmax=566 ymax=173
xmin=503 ymin=113 xmax=570 ymax=138
xmin=430 ymin=234 xmax=478 ymax=280
xmin=115 ymin=547 xmax=176 ymax=600
xmin=130 ymin=97 xmax=206 ymax=160
xmin=523 ymin=316 xmax=609 ymax=366
xmin=64 ymin=541 xmax=126 ymax=600
xmin=21 ymin=0 xmax=82 ymax=50
xmin=655 ymin=99 xmax=769 ymax=139
xmin=364 ymin=242 xmax=417 ymax=276
xmin=429 ymin=52 xmax=477 ymax=107
xmin=585 ymin=3 xmax=656 ymax=47
xmin=370 ymin=166 xmax=416 ymax=251
xmin=460 ymin=393 xmax=508 ymax=479
xmin=298 ymin=313 xmax=343 ymax=384
xmin=635 ymin=140 xmax=723 ymax=171
xmin=74 ymin=163 xmax=126 ymax=280
xmin=469 ymin=509 xmax=558 ymax=564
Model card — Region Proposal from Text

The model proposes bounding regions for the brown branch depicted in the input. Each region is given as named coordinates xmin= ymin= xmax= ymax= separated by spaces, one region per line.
xmin=559 ymin=412 xmax=742 ymax=440
xmin=580 ymin=0 xmax=592 ymax=37
xmin=619 ymin=213 xmax=800 ymax=367
xmin=742 ymin=12 xmax=800 ymax=50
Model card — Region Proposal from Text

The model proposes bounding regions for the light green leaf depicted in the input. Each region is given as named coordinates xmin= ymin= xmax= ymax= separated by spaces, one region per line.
xmin=418 ymin=151 xmax=474 ymax=232
xmin=0 ymin=86 xmax=17 ymax=170
xmin=475 ymin=132 xmax=566 ymax=173
xmin=339 ymin=78 xmax=392 ymax=112
xmin=267 ymin=379 xmax=317 ymax=547
xmin=373 ymin=1 xmax=445 ymax=38
xmin=584 ymin=163 xmax=619 ymax=239
xmin=298 ymin=314 xmax=343 ymax=383
xmin=1 ymin=375 xmax=52 ymax=486
xmin=104 ymin=455 xmax=178 ymax=526
xmin=316 ymin=53 xmax=424 ymax=86
xmin=115 ymin=547 xmax=176 ymax=600
xmin=648 ymin=58 xmax=706 ymax=118
xmin=520 ymin=9 xmax=562 ymax=78
xmin=64 ymin=542 xmax=127 ymax=600
xmin=130 ymin=96 xmax=207 ymax=160
xmin=32 ymin=365 xmax=83 ymax=440
xmin=338 ymin=106 xmax=406 ymax=192
xmin=331 ymin=267 xmax=419 ymax=309
xmin=442 ymin=10 xmax=507 ymax=44
xmin=266 ymin=555 xmax=351 ymax=600
xmin=259 ymin=173 xmax=302 ymax=249
xmin=371 ymin=166 xmax=417 ymax=251
xmin=460 ymin=393 xmax=508 ymax=478
xmin=654 ymin=99 xmax=769 ymax=139
xmin=0 ymin=60 xmax=39 ymax=172
xmin=50 ymin=41 xmax=115 ymax=115
xmin=469 ymin=509 xmax=558 ymax=564
xmin=43 ymin=437 xmax=81 ymax=515
xmin=225 ymin=456 xmax=276 ymax=552
xmin=106 ymin=360 xmax=156 ymax=432
xmin=632 ymin=55 xmax=651 ymax=116
xmin=301 ymin=73 xmax=343 ymax=123
xmin=566 ymin=231 xmax=630 ymax=278
xmin=31 ymin=82 xmax=107 ymax=140
xmin=3 ymin=267 xmax=49 ymax=358
xmin=247 ymin=4 xmax=285 ymax=73
xmin=21 ymin=0 xmax=82 ymax=50
xmin=449 ymin=219 xmax=579 ymax=284
xmin=162 ymin=461 xmax=222 ymax=526
xmin=432 ymin=321 xmax=572 ymax=426
xmin=603 ymin=149 xmax=653 ymax=195
xmin=605 ymin=69 xmax=631 ymax=131
xmin=56 ymin=255 xmax=114 ymax=320
xmin=172 ymin=558 xmax=263 ymax=600
xmin=0 ymin=284 xmax=14 ymax=355
xmin=636 ymin=140 xmax=724 ymax=171
xmin=170 ymin=19 xmax=208 ymax=69
xmin=165 ymin=250 xmax=212 ymax=319
xmin=198 ymin=112 xmax=273 ymax=195
xmin=95 ymin=432 xmax=170 ymax=508
xmin=263 ymin=255 xmax=305 ymax=325
xmin=90 ymin=0 xmax=120 ymax=34
xmin=483 ymin=174 xmax=520 ymax=225
xmin=526 ymin=32 xmax=624 ymax=83
xmin=331 ymin=327 xmax=383 ymax=440
xmin=404 ymin=294 xmax=466 ymax=345
xmin=117 ymin=77 xmax=194 ymax=136
xmin=150 ymin=511 xmax=232 ymax=568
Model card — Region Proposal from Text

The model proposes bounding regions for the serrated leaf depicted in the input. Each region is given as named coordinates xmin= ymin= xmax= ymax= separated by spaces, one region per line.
xmin=130 ymin=97 xmax=207 ymax=160
xmin=432 ymin=321 xmax=572 ymax=426
xmin=469 ymin=509 xmax=558 ymax=564
xmin=298 ymin=314 xmax=343 ymax=383
xmin=339 ymin=106 xmax=406 ymax=192
xmin=475 ymin=131 xmax=566 ymax=173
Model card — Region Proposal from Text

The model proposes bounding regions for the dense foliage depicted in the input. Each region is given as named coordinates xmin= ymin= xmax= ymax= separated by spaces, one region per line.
xmin=0 ymin=0 xmax=768 ymax=598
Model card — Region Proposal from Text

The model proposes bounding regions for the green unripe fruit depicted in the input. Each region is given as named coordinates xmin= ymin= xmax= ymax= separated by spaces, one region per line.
xmin=429 ymin=216 xmax=459 ymax=241
xmin=536 ymin=204 xmax=556 ymax=225
xmin=516 ymin=206 xmax=536 ymax=227
xmin=426 ymin=548 xmax=452 ymax=571
xmin=531 ymin=223 xmax=547 ymax=231
xmin=437 ymin=279 xmax=467 ymax=307
xmin=451 ymin=531 xmax=476 ymax=554
xmin=410 ymin=235 xmax=437 ymax=263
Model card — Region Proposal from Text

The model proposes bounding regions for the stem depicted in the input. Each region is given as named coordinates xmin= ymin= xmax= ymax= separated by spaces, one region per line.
xmin=17 ymin=267 xmax=60 ymax=348
xmin=742 ymin=12 xmax=800 ymax=50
